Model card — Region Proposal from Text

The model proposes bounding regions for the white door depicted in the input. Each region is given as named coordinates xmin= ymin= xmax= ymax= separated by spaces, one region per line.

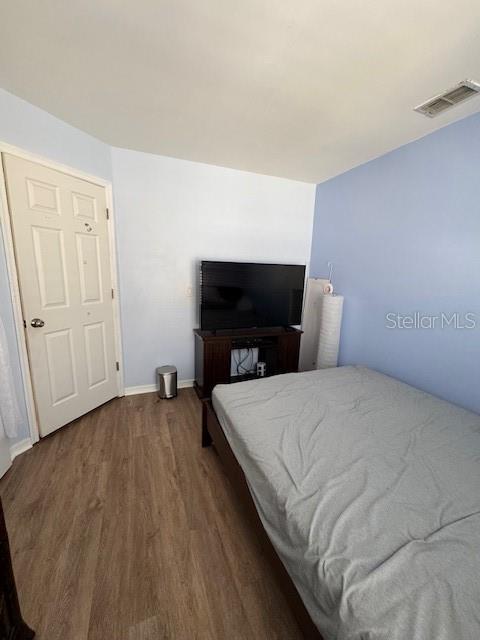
xmin=3 ymin=154 xmax=118 ymax=437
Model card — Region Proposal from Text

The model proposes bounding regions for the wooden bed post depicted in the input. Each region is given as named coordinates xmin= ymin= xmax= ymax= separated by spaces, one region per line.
xmin=201 ymin=401 xmax=212 ymax=447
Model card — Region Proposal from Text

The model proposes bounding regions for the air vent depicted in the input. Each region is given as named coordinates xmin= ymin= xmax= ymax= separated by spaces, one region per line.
xmin=415 ymin=80 xmax=480 ymax=117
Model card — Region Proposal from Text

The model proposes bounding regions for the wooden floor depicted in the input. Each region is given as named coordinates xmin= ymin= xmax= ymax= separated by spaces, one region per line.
xmin=0 ymin=389 xmax=302 ymax=640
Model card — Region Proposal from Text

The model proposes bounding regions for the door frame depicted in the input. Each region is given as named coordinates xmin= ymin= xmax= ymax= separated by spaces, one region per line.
xmin=0 ymin=141 xmax=124 ymax=445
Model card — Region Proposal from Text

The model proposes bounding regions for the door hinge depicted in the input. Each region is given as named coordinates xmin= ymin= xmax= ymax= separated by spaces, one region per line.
xmin=106 ymin=207 xmax=110 ymax=220
xmin=23 ymin=319 xmax=26 ymax=329
xmin=116 ymin=361 xmax=120 ymax=371
xmin=111 ymin=288 xmax=115 ymax=299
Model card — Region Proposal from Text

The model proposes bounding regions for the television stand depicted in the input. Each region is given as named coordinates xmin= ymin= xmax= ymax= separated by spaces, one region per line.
xmin=193 ymin=326 xmax=302 ymax=399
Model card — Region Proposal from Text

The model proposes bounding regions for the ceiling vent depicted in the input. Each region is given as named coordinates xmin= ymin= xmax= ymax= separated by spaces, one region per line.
xmin=414 ymin=80 xmax=480 ymax=117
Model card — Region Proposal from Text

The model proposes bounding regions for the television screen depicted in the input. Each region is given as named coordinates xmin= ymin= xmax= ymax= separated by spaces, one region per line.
xmin=200 ymin=261 xmax=306 ymax=330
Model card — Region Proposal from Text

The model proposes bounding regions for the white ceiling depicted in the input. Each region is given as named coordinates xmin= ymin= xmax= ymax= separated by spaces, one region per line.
xmin=1 ymin=0 xmax=480 ymax=183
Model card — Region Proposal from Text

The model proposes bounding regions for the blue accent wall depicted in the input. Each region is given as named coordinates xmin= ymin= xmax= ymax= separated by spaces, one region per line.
xmin=310 ymin=112 xmax=480 ymax=413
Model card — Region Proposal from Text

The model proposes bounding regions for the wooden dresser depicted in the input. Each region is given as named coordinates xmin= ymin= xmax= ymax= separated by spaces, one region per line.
xmin=0 ymin=497 xmax=34 ymax=640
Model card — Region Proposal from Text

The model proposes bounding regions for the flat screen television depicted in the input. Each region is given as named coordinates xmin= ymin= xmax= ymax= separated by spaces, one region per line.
xmin=200 ymin=261 xmax=306 ymax=330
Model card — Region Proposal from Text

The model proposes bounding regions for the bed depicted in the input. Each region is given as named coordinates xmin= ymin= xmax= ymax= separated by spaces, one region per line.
xmin=205 ymin=366 xmax=480 ymax=640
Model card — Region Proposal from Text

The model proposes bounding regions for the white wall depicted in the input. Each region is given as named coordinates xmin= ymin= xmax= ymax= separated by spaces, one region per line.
xmin=0 ymin=89 xmax=112 ymax=444
xmin=111 ymin=148 xmax=316 ymax=388
xmin=0 ymin=87 xmax=316 ymax=446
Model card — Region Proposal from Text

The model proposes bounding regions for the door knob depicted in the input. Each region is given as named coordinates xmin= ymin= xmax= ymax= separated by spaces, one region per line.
xmin=30 ymin=318 xmax=45 ymax=328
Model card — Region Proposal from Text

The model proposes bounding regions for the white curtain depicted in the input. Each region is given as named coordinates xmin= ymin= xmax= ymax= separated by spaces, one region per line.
xmin=0 ymin=315 xmax=22 ymax=439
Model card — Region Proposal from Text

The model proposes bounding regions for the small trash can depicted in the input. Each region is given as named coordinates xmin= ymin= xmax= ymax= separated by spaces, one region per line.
xmin=156 ymin=365 xmax=177 ymax=399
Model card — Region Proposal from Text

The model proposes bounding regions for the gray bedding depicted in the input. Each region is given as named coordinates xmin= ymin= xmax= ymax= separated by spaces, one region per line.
xmin=212 ymin=366 xmax=480 ymax=640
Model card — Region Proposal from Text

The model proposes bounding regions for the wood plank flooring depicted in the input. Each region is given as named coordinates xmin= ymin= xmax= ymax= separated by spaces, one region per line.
xmin=0 ymin=389 xmax=302 ymax=640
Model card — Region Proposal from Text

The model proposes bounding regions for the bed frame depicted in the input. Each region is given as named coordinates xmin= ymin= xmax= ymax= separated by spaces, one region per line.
xmin=202 ymin=400 xmax=324 ymax=640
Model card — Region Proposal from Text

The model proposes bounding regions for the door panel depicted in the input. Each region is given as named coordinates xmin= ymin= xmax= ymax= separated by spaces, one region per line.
xmin=72 ymin=191 xmax=97 ymax=221
xmin=44 ymin=328 xmax=78 ymax=405
xmin=3 ymin=154 xmax=118 ymax=437
xmin=84 ymin=322 xmax=108 ymax=388
xmin=32 ymin=226 xmax=69 ymax=308
xmin=26 ymin=178 xmax=61 ymax=214
xmin=76 ymin=233 xmax=103 ymax=303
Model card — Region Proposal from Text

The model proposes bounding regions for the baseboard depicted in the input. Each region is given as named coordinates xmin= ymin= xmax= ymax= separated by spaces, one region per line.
xmin=124 ymin=383 xmax=157 ymax=396
xmin=10 ymin=437 xmax=33 ymax=461
xmin=124 ymin=379 xmax=194 ymax=396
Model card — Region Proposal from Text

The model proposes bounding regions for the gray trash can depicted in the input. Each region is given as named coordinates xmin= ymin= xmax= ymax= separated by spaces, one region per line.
xmin=157 ymin=365 xmax=177 ymax=399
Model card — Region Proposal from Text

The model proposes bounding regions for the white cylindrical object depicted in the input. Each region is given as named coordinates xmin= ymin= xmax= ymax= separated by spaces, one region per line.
xmin=316 ymin=294 xmax=344 ymax=369
xmin=298 ymin=277 xmax=330 ymax=371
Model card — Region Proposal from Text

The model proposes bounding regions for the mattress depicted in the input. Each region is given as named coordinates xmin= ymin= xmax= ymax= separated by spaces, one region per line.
xmin=212 ymin=366 xmax=480 ymax=640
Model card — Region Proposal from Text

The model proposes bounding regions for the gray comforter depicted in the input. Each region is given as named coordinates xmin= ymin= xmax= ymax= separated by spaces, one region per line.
xmin=212 ymin=366 xmax=480 ymax=640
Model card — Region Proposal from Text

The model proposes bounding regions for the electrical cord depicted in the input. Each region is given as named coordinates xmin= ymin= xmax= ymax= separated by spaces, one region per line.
xmin=236 ymin=348 xmax=250 ymax=374
xmin=242 ymin=349 xmax=254 ymax=374
xmin=234 ymin=348 xmax=257 ymax=376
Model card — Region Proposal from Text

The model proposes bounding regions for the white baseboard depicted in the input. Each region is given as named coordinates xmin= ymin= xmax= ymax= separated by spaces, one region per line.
xmin=10 ymin=437 xmax=33 ymax=461
xmin=124 ymin=379 xmax=194 ymax=396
